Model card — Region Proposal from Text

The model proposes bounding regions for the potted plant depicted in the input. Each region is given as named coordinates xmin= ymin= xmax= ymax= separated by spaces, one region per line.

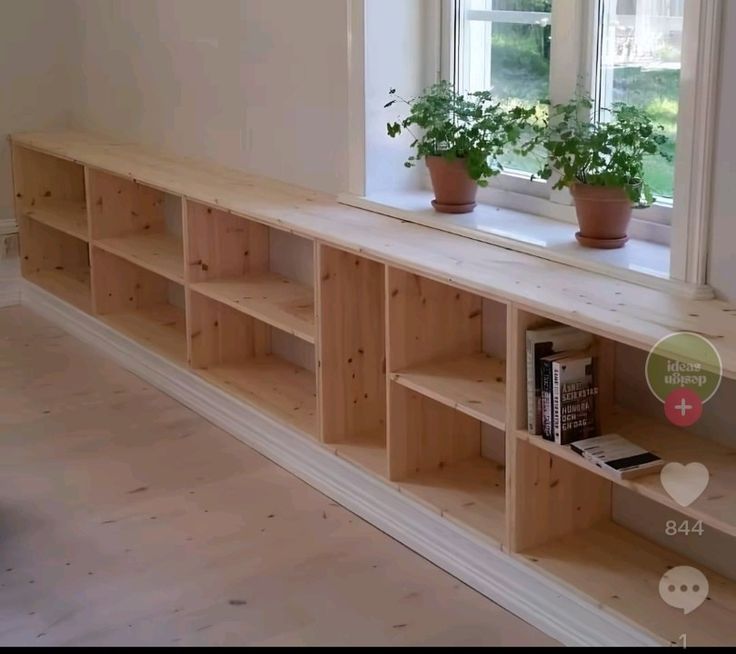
xmin=535 ymin=96 xmax=671 ymax=248
xmin=385 ymin=81 xmax=536 ymax=214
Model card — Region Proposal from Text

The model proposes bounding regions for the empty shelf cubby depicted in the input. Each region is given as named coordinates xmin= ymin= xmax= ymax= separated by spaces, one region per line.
xmin=88 ymin=170 xmax=184 ymax=283
xmin=186 ymin=201 xmax=315 ymax=344
xmin=91 ymin=247 xmax=187 ymax=363
xmin=188 ymin=290 xmax=317 ymax=438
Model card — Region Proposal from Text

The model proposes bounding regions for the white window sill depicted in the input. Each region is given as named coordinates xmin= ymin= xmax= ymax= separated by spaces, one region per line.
xmin=338 ymin=190 xmax=713 ymax=300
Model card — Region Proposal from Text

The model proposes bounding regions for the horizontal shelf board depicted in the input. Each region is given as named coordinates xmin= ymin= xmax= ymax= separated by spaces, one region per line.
xmin=517 ymin=407 xmax=736 ymax=539
xmin=190 ymin=274 xmax=315 ymax=343
xmin=398 ymin=456 xmax=505 ymax=545
xmin=22 ymin=199 xmax=88 ymax=242
xmin=391 ymin=352 xmax=506 ymax=429
xmin=196 ymin=356 xmax=317 ymax=437
xmin=100 ymin=303 xmax=186 ymax=364
xmin=333 ymin=431 xmax=387 ymax=478
xmin=95 ymin=232 xmax=184 ymax=283
xmin=522 ymin=520 xmax=736 ymax=646
xmin=25 ymin=267 xmax=91 ymax=313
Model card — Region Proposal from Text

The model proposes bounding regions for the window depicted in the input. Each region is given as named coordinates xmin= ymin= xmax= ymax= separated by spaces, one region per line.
xmin=447 ymin=0 xmax=685 ymax=227
xmin=348 ymin=0 xmax=720 ymax=291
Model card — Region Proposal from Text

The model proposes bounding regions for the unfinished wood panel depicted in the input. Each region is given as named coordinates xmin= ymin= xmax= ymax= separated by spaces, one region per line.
xmin=88 ymin=169 xmax=184 ymax=282
xmin=191 ymin=275 xmax=315 ymax=344
xmin=21 ymin=199 xmax=88 ymax=242
xmin=389 ymin=383 xmax=480 ymax=480
xmin=91 ymin=248 xmax=186 ymax=362
xmin=509 ymin=437 xmax=612 ymax=553
xmin=188 ymin=291 xmax=317 ymax=437
xmin=88 ymin=169 xmax=167 ymax=239
xmin=389 ymin=383 xmax=505 ymax=541
xmin=188 ymin=290 xmax=271 ymax=369
xmin=11 ymin=145 xmax=86 ymax=218
xmin=19 ymin=216 xmax=91 ymax=312
xmin=522 ymin=520 xmax=736 ymax=647
xmin=391 ymin=352 xmax=506 ymax=429
xmin=387 ymin=267 xmax=482 ymax=372
xmin=185 ymin=201 xmax=269 ymax=284
xmin=318 ymin=247 xmax=386 ymax=435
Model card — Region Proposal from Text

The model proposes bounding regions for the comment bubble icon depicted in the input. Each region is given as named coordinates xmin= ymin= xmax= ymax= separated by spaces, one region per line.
xmin=659 ymin=566 xmax=709 ymax=614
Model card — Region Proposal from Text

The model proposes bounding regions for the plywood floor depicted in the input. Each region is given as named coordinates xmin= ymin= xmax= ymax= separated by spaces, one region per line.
xmin=0 ymin=306 xmax=557 ymax=647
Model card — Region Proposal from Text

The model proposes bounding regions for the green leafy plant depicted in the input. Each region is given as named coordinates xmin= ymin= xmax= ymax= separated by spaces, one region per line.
xmin=385 ymin=81 xmax=537 ymax=187
xmin=535 ymin=96 xmax=671 ymax=205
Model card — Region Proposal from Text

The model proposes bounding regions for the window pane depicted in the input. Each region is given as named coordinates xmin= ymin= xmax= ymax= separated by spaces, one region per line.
xmin=461 ymin=0 xmax=552 ymax=174
xmin=599 ymin=0 xmax=683 ymax=199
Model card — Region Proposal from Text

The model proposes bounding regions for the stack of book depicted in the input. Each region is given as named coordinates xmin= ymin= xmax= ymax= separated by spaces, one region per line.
xmin=526 ymin=325 xmax=599 ymax=445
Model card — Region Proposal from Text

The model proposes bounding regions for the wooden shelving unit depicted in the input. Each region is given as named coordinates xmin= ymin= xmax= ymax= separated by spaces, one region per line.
xmin=13 ymin=131 xmax=736 ymax=646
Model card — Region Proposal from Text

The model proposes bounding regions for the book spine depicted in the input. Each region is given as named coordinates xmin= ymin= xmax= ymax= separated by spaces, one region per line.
xmin=542 ymin=359 xmax=552 ymax=440
xmin=552 ymin=361 xmax=562 ymax=444
xmin=526 ymin=334 xmax=536 ymax=434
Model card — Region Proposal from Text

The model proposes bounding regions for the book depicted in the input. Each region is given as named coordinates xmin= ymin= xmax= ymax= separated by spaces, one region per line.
xmin=570 ymin=434 xmax=665 ymax=479
xmin=552 ymin=353 xmax=599 ymax=445
xmin=526 ymin=326 xmax=594 ymax=435
xmin=540 ymin=352 xmax=570 ymax=441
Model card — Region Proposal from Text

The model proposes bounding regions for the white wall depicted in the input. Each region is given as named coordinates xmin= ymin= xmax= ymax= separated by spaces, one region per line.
xmin=0 ymin=0 xmax=78 ymax=225
xmin=72 ymin=0 xmax=349 ymax=195
xmin=708 ymin=0 xmax=736 ymax=304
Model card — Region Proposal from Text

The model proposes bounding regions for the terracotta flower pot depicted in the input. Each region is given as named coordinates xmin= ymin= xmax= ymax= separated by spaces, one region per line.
xmin=426 ymin=156 xmax=478 ymax=214
xmin=571 ymin=183 xmax=634 ymax=249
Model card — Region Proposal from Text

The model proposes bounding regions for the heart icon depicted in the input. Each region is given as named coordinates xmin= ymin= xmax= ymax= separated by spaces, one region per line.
xmin=660 ymin=462 xmax=709 ymax=507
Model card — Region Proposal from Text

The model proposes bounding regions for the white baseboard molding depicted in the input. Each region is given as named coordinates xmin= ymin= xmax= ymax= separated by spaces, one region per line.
xmin=0 ymin=257 xmax=21 ymax=308
xmin=0 ymin=217 xmax=18 ymax=236
xmin=20 ymin=279 xmax=662 ymax=647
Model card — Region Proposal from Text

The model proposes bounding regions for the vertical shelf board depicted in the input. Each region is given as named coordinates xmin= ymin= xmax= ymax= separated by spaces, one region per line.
xmin=91 ymin=247 xmax=187 ymax=363
xmin=188 ymin=291 xmax=317 ymax=438
xmin=19 ymin=215 xmax=91 ymax=313
xmin=12 ymin=145 xmax=88 ymax=239
xmin=388 ymin=382 xmax=506 ymax=544
xmin=88 ymin=169 xmax=184 ymax=282
xmin=185 ymin=201 xmax=315 ymax=343
xmin=317 ymin=245 xmax=387 ymax=477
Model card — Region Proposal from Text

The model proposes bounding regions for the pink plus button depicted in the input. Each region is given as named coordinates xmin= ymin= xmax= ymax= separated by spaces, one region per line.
xmin=665 ymin=389 xmax=703 ymax=427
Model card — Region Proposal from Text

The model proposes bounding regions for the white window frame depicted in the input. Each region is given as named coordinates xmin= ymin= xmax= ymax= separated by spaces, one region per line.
xmin=435 ymin=0 xmax=721 ymax=279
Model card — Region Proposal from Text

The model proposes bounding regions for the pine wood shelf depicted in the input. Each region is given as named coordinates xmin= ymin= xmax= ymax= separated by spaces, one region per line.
xmin=22 ymin=199 xmax=88 ymax=241
xmin=101 ymin=303 xmax=187 ymax=364
xmin=517 ymin=407 xmax=736 ymax=539
xmin=392 ymin=352 xmax=506 ymax=430
xmin=26 ymin=267 xmax=91 ymax=313
xmin=191 ymin=274 xmax=315 ymax=344
xmin=95 ymin=232 xmax=184 ymax=283
xmin=399 ymin=456 xmax=506 ymax=544
xmin=522 ymin=520 xmax=736 ymax=647
xmin=197 ymin=357 xmax=317 ymax=437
